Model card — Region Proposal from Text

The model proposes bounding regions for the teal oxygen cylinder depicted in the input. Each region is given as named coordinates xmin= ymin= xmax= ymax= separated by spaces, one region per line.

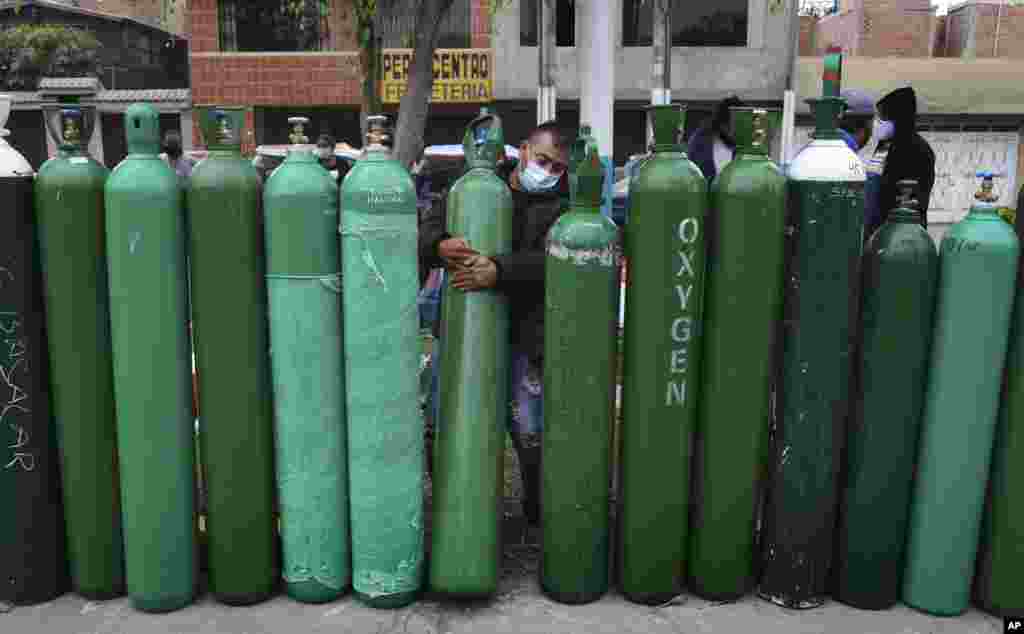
xmin=105 ymin=103 xmax=196 ymax=613
xmin=264 ymin=116 xmax=349 ymax=604
xmin=341 ymin=115 xmax=423 ymax=608
xmin=430 ymin=110 xmax=514 ymax=598
xmin=35 ymin=103 xmax=125 ymax=599
xmin=903 ymin=172 xmax=1019 ymax=616
xmin=542 ymin=127 xmax=621 ymax=605
xmin=758 ymin=94 xmax=865 ymax=610
xmin=188 ymin=106 xmax=278 ymax=605
xmin=975 ymin=179 xmax=1024 ymax=619
xmin=833 ymin=180 xmax=938 ymax=610
xmin=0 ymin=93 xmax=69 ymax=606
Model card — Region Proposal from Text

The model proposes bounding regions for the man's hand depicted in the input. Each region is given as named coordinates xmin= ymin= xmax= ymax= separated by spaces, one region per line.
xmin=438 ymin=237 xmax=478 ymax=268
xmin=451 ymin=255 xmax=498 ymax=292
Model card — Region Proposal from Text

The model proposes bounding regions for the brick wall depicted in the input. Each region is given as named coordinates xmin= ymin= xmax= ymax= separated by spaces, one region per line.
xmin=471 ymin=0 xmax=491 ymax=48
xmin=815 ymin=7 xmax=862 ymax=55
xmin=799 ymin=15 xmax=817 ymax=56
xmin=189 ymin=0 xmax=493 ymax=149
xmin=860 ymin=0 xmax=934 ymax=57
xmin=954 ymin=2 xmax=1024 ymax=59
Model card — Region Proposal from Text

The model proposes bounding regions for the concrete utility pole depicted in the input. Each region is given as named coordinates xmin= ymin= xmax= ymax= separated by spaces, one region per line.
xmin=651 ymin=0 xmax=671 ymax=105
xmin=537 ymin=0 xmax=557 ymax=124
xmin=579 ymin=0 xmax=616 ymax=161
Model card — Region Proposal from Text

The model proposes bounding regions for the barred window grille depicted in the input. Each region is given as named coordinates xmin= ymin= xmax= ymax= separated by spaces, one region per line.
xmin=218 ymin=0 xmax=328 ymax=52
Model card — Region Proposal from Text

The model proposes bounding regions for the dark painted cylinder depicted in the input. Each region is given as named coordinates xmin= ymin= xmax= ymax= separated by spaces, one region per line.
xmin=833 ymin=181 xmax=937 ymax=610
xmin=974 ymin=182 xmax=1024 ymax=619
xmin=341 ymin=115 xmax=423 ymax=609
xmin=758 ymin=96 xmax=865 ymax=610
xmin=541 ymin=130 xmax=620 ymax=605
xmin=35 ymin=104 xmax=125 ymax=600
xmin=903 ymin=172 xmax=1018 ymax=616
xmin=618 ymin=104 xmax=708 ymax=605
xmin=0 ymin=95 xmax=69 ymax=606
xmin=688 ymin=108 xmax=786 ymax=601
xmin=105 ymin=103 xmax=197 ymax=613
xmin=188 ymin=107 xmax=278 ymax=605
xmin=429 ymin=110 xmax=513 ymax=599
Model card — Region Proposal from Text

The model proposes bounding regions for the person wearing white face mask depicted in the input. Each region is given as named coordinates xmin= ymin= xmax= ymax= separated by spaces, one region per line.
xmin=865 ymin=86 xmax=935 ymax=239
xmin=418 ymin=120 xmax=570 ymax=529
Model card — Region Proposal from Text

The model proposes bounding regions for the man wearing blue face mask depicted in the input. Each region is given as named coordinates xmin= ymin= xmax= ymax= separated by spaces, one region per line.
xmin=419 ymin=120 xmax=569 ymax=529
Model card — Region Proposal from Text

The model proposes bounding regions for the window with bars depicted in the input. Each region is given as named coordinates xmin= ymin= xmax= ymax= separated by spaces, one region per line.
xmin=218 ymin=0 xmax=330 ymax=52
xmin=520 ymin=0 xmax=576 ymax=47
xmin=622 ymin=0 xmax=748 ymax=47
xmin=374 ymin=0 xmax=473 ymax=49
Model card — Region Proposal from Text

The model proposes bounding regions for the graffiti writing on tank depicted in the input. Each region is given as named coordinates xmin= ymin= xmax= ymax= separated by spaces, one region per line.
xmin=0 ymin=269 xmax=35 ymax=472
xmin=666 ymin=217 xmax=700 ymax=407
xmin=944 ymin=238 xmax=981 ymax=254
xmin=365 ymin=188 xmax=409 ymax=207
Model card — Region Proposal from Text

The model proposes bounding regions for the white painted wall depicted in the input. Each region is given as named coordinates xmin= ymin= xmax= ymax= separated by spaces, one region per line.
xmin=493 ymin=0 xmax=796 ymax=103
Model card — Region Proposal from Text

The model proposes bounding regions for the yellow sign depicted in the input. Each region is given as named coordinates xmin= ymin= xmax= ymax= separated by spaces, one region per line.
xmin=381 ymin=48 xmax=493 ymax=104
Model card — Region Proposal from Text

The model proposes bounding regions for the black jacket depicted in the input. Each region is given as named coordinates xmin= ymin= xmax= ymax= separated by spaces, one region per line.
xmin=418 ymin=169 xmax=567 ymax=364
xmin=872 ymin=87 xmax=936 ymax=238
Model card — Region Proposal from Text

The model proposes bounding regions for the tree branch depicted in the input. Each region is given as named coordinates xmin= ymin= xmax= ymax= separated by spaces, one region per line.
xmin=392 ymin=0 xmax=456 ymax=168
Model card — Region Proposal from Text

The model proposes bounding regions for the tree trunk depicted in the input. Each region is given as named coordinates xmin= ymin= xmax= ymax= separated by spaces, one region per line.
xmin=359 ymin=24 xmax=382 ymax=142
xmin=392 ymin=0 xmax=455 ymax=169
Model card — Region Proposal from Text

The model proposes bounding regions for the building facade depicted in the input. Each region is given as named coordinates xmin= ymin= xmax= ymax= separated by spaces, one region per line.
xmin=940 ymin=0 xmax=1024 ymax=59
xmin=810 ymin=0 xmax=936 ymax=57
xmin=187 ymin=0 xmax=798 ymax=162
xmin=1 ymin=0 xmax=190 ymax=168
xmin=188 ymin=0 xmax=495 ymax=153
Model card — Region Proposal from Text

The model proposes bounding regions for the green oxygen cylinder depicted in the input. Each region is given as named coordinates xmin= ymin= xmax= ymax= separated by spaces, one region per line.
xmin=688 ymin=108 xmax=786 ymax=601
xmin=430 ymin=109 xmax=514 ymax=598
xmin=618 ymin=104 xmax=708 ymax=605
xmin=188 ymin=106 xmax=277 ymax=605
xmin=975 ymin=179 xmax=1024 ymax=619
xmin=0 ymin=94 xmax=69 ymax=606
xmin=758 ymin=95 xmax=865 ymax=610
xmin=264 ymin=116 xmax=349 ymax=605
xmin=833 ymin=180 xmax=937 ymax=610
xmin=542 ymin=127 xmax=621 ymax=605
xmin=105 ymin=103 xmax=196 ymax=613
xmin=903 ymin=171 xmax=1019 ymax=616
xmin=35 ymin=103 xmax=125 ymax=599
xmin=340 ymin=114 xmax=423 ymax=608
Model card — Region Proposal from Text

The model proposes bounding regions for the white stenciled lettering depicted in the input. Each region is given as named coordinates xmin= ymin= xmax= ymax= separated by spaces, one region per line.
xmin=666 ymin=381 xmax=686 ymax=406
xmin=670 ymin=349 xmax=687 ymax=374
xmin=678 ymin=217 xmax=700 ymax=244
xmin=665 ymin=216 xmax=701 ymax=408
xmin=5 ymin=452 xmax=35 ymax=471
xmin=675 ymin=284 xmax=693 ymax=311
xmin=671 ymin=317 xmax=692 ymax=344
xmin=676 ymin=250 xmax=695 ymax=277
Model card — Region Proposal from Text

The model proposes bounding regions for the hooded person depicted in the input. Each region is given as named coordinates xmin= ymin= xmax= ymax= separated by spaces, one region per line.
xmin=687 ymin=95 xmax=744 ymax=184
xmin=869 ymin=86 xmax=935 ymax=238
xmin=159 ymin=130 xmax=196 ymax=182
xmin=418 ymin=120 xmax=570 ymax=528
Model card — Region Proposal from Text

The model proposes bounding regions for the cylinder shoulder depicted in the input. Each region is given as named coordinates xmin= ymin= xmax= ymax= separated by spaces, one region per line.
xmin=36 ymin=155 xmax=110 ymax=183
xmin=189 ymin=155 xmax=260 ymax=188
xmin=788 ymin=140 xmax=866 ymax=183
xmin=265 ymin=163 xmax=337 ymax=199
xmin=106 ymin=158 xmax=178 ymax=192
xmin=448 ymin=170 xmax=514 ymax=205
xmin=712 ymin=158 xmax=786 ymax=194
xmin=941 ymin=215 xmax=1020 ymax=255
xmin=548 ymin=211 xmax=620 ymax=250
xmin=634 ymin=154 xmax=707 ymax=194
xmin=866 ymin=222 xmax=938 ymax=262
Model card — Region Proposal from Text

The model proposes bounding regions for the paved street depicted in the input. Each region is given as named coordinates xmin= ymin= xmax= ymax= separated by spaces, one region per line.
xmin=1 ymin=518 xmax=1005 ymax=634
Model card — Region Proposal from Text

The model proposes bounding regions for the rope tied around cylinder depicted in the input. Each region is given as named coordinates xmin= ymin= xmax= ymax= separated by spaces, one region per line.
xmin=265 ymin=271 xmax=343 ymax=294
xmin=339 ymin=215 xmax=415 ymax=292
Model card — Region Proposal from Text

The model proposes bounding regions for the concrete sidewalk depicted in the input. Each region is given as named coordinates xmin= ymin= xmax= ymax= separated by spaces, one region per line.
xmin=2 ymin=532 xmax=1004 ymax=634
